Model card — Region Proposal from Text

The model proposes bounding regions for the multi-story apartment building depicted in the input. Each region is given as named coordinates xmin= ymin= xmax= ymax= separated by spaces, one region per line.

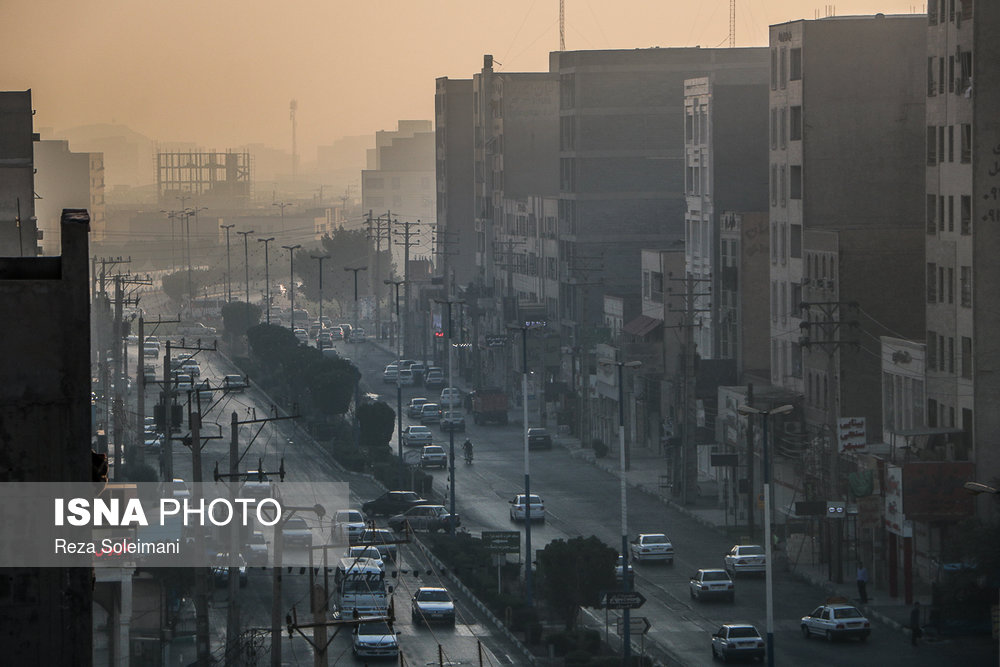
xmin=0 ymin=90 xmax=40 ymax=256
xmin=683 ymin=73 xmax=769 ymax=361
xmin=925 ymin=1 xmax=1000 ymax=511
xmin=767 ymin=15 xmax=926 ymax=450
xmin=551 ymin=47 xmax=768 ymax=354
xmin=435 ymin=78 xmax=475 ymax=293
xmin=35 ymin=139 xmax=106 ymax=253
xmin=718 ymin=211 xmax=771 ymax=376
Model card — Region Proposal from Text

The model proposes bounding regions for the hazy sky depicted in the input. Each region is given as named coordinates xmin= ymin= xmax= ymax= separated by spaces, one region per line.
xmin=5 ymin=0 xmax=924 ymax=155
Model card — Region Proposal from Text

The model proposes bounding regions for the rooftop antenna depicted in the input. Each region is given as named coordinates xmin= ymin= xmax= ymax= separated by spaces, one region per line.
xmin=559 ymin=0 xmax=565 ymax=51
xmin=290 ymin=99 xmax=298 ymax=182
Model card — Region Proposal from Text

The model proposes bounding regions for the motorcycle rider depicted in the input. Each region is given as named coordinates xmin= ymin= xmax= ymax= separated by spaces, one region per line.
xmin=462 ymin=439 xmax=474 ymax=464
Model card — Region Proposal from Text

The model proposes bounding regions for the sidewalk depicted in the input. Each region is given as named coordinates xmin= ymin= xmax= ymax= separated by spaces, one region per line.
xmin=552 ymin=433 xmax=954 ymax=644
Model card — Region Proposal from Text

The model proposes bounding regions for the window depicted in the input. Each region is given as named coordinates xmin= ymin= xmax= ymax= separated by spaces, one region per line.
xmin=927 ymin=126 xmax=937 ymax=164
xmin=961 ymin=195 xmax=971 ymax=234
xmin=771 ymin=164 xmax=778 ymax=205
xmin=790 ymin=224 xmax=802 ymax=258
xmin=927 ymin=195 xmax=937 ymax=234
xmin=940 ymin=335 xmax=946 ymax=371
xmin=928 ymin=57 xmax=936 ymax=97
xmin=780 ymin=223 xmax=787 ymax=264
xmin=928 ymin=398 xmax=938 ymax=427
xmin=927 ymin=331 xmax=937 ymax=370
xmin=948 ymin=125 xmax=954 ymax=162
xmin=790 ymin=106 xmax=802 ymax=141
xmin=791 ymin=282 xmax=802 ymax=316
xmin=791 ymin=341 xmax=802 ymax=378
xmin=949 ymin=0 xmax=955 ymax=21
xmin=771 ymin=281 xmax=778 ymax=322
xmin=781 ymin=282 xmax=787 ymax=321
xmin=960 ymin=266 xmax=971 ymax=307
xmin=958 ymin=51 xmax=972 ymax=94
xmin=790 ymin=165 xmax=802 ymax=199
xmin=560 ymin=115 xmax=576 ymax=150
xmin=560 ymin=158 xmax=575 ymax=191
xmin=780 ymin=165 xmax=786 ymax=204
xmin=928 ymin=0 xmax=938 ymax=23
xmin=962 ymin=336 xmax=972 ymax=379
xmin=780 ymin=107 xmax=787 ymax=148
xmin=780 ymin=47 xmax=787 ymax=89
xmin=790 ymin=48 xmax=802 ymax=81
xmin=948 ymin=267 xmax=954 ymax=303
xmin=771 ymin=223 xmax=777 ymax=262
xmin=927 ymin=263 xmax=937 ymax=302
xmin=949 ymin=337 xmax=955 ymax=374
xmin=939 ymin=196 xmax=946 ymax=232
xmin=939 ymin=57 xmax=946 ymax=95
xmin=948 ymin=195 xmax=954 ymax=232
xmin=939 ymin=266 xmax=945 ymax=302
xmin=770 ymin=108 xmax=777 ymax=149
xmin=949 ymin=55 xmax=955 ymax=93
xmin=960 ymin=124 xmax=971 ymax=163
xmin=770 ymin=48 xmax=777 ymax=90
xmin=938 ymin=126 xmax=945 ymax=164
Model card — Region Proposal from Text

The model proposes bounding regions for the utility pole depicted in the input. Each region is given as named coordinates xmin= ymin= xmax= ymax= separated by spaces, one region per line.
xmin=386 ymin=279 xmax=406 ymax=487
xmin=367 ymin=211 xmax=391 ymax=341
xmin=746 ymin=382 xmax=755 ymax=540
xmin=799 ymin=300 xmax=859 ymax=584
xmin=221 ymin=223 xmax=236 ymax=302
xmin=257 ymin=237 xmax=275 ymax=324
xmin=283 ymin=245 xmax=301 ymax=330
xmin=393 ymin=217 xmax=421 ymax=356
xmin=344 ymin=266 xmax=368 ymax=330
xmin=666 ymin=273 xmax=711 ymax=506
xmin=226 ymin=411 xmax=240 ymax=663
xmin=436 ymin=297 xmax=464 ymax=535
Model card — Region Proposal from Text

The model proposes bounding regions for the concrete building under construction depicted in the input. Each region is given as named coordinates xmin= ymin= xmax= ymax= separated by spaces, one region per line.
xmin=156 ymin=150 xmax=253 ymax=209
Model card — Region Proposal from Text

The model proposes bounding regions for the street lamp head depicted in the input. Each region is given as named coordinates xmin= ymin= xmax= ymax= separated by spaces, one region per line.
xmin=771 ymin=404 xmax=794 ymax=416
xmin=282 ymin=244 xmax=301 ymax=251
xmin=345 ymin=266 xmax=368 ymax=272
xmin=257 ymin=237 xmax=275 ymax=243
xmin=964 ymin=481 xmax=999 ymax=495
xmin=624 ymin=360 xmax=642 ymax=369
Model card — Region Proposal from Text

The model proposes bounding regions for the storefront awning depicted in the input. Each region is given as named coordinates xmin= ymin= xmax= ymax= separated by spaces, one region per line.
xmin=623 ymin=314 xmax=662 ymax=338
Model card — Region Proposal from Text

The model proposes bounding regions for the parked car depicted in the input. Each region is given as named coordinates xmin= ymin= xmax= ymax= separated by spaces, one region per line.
xmin=724 ymin=544 xmax=766 ymax=576
xmin=211 ymin=552 xmax=248 ymax=587
xmin=387 ymin=504 xmax=460 ymax=533
xmin=689 ymin=569 xmax=735 ymax=602
xmin=407 ymin=397 xmax=429 ymax=418
xmin=630 ymin=533 xmax=674 ymax=564
xmin=440 ymin=411 xmax=466 ymax=432
xmin=352 ymin=620 xmax=398 ymax=660
xmin=361 ymin=491 xmax=427 ymax=518
xmin=424 ymin=367 xmax=445 ymax=389
xmin=527 ymin=427 xmax=553 ymax=449
xmin=358 ymin=528 xmax=398 ymax=561
xmin=332 ymin=509 xmax=367 ymax=545
xmin=800 ymin=601 xmax=871 ymax=641
xmin=223 ymin=374 xmax=248 ymax=391
xmin=401 ymin=425 xmax=434 ymax=447
xmin=281 ymin=517 xmax=314 ymax=549
xmin=419 ymin=445 xmax=448 ymax=469
xmin=245 ymin=531 xmax=269 ymax=566
xmin=419 ymin=403 xmax=442 ymax=424
xmin=440 ymin=387 xmax=463 ymax=408
xmin=710 ymin=624 xmax=765 ymax=662
xmin=509 ymin=494 xmax=545 ymax=522
xmin=411 ymin=586 xmax=456 ymax=625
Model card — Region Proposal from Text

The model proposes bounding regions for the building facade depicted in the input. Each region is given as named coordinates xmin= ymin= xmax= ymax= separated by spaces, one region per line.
xmin=435 ymin=77 xmax=475 ymax=292
xmin=35 ymin=139 xmax=106 ymax=253
xmin=0 ymin=90 xmax=40 ymax=256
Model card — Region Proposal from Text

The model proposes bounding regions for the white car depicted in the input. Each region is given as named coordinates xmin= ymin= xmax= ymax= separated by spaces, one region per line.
xmin=343 ymin=545 xmax=385 ymax=572
xmin=407 ymin=397 xmax=429 ymax=418
xmin=383 ymin=364 xmax=399 ymax=383
xmin=332 ymin=509 xmax=367 ymax=545
xmin=711 ymin=624 xmax=765 ymax=662
xmin=352 ymin=620 xmax=398 ymax=659
xmin=401 ymin=425 xmax=433 ymax=447
xmin=240 ymin=472 xmax=272 ymax=500
xmin=689 ymin=568 xmax=735 ymax=601
xmin=223 ymin=374 xmax=248 ymax=391
xmin=180 ymin=360 xmax=201 ymax=378
xmin=509 ymin=494 xmax=544 ymax=522
xmin=411 ymin=586 xmax=456 ymax=625
xmin=419 ymin=445 xmax=448 ymax=469
xmin=630 ymin=533 xmax=674 ymax=564
xmin=724 ymin=544 xmax=766 ymax=576
xmin=440 ymin=387 xmax=462 ymax=408
xmin=800 ymin=601 xmax=871 ymax=641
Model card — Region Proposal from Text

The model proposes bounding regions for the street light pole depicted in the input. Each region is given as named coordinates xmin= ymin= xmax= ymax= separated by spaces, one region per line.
xmin=283 ymin=244 xmax=301 ymax=330
xmin=738 ymin=402 xmax=793 ymax=667
xmin=311 ymin=254 xmax=329 ymax=329
xmin=273 ymin=201 xmax=294 ymax=234
xmin=386 ymin=279 xmax=406 ymax=487
xmin=436 ymin=298 xmax=464 ymax=536
xmin=257 ymin=237 xmax=275 ymax=324
xmin=344 ymin=266 xmax=368 ymax=332
xmin=221 ymin=224 xmax=235 ymax=302
xmin=237 ymin=230 xmax=254 ymax=332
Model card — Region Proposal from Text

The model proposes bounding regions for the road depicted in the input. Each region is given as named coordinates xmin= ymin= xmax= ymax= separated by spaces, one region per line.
xmin=355 ymin=340 xmax=995 ymax=667
xmin=126 ymin=333 xmax=523 ymax=665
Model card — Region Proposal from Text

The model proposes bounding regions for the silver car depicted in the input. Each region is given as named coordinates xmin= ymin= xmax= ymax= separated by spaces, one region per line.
xmin=724 ymin=544 xmax=766 ymax=576
xmin=689 ymin=568 xmax=735 ymax=601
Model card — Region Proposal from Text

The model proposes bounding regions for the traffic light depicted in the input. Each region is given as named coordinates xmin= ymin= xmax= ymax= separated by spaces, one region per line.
xmin=434 ymin=330 xmax=444 ymax=338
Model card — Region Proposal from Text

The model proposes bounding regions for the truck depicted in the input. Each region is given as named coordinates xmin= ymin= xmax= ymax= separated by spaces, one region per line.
xmin=470 ymin=387 xmax=509 ymax=425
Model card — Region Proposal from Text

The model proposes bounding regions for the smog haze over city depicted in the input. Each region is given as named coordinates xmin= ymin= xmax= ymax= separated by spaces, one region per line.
xmin=6 ymin=0 xmax=922 ymax=158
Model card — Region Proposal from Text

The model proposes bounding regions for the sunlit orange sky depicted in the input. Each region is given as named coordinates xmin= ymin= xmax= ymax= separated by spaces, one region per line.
xmin=5 ymin=0 xmax=925 ymax=153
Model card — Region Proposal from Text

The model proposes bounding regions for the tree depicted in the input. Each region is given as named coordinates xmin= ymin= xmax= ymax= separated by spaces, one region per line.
xmin=221 ymin=301 xmax=262 ymax=338
xmin=538 ymin=536 xmax=618 ymax=630
xmin=358 ymin=400 xmax=396 ymax=453
xmin=293 ymin=228 xmax=394 ymax=315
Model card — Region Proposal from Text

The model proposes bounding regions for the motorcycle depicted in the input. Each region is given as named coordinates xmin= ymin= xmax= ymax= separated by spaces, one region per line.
xmin=464 ymin=449 xmax=473 ymax=465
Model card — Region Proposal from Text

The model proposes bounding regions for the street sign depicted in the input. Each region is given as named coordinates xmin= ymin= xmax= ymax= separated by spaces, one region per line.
xmin=616 ymin=616 xmax=651 ymax=636
xmin=600 ymin=590 xmax=646 ymax=609
xmin=485 ymin=335 xmax=508 ymax=347
xmin=481 ymin=530 xmax=520 ymax=554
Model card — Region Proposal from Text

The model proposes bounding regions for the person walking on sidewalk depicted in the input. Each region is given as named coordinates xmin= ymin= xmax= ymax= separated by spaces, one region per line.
xmin=910 ymin=601 xmax=922 ymax=645
xmin=856 ymin=562 xmax=869 ymax=603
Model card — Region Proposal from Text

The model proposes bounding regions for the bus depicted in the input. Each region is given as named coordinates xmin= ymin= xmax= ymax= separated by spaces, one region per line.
xmin=335 ymin=557 xmax=389 ymax=617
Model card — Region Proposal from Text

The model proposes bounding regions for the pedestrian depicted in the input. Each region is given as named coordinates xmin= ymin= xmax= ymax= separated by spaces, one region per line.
xmin=910 ymin=601 xmax=922 ymax=645
xmin=856 ymin=562 xmax=869 ymax=603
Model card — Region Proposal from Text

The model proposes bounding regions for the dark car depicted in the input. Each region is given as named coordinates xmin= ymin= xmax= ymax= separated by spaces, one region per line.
xmin=358 ymin=528 xmax=399 ymax=561
xmin=387 ymin=504 xmax=460 ymax=533
xmin=527 ymin=427 xmax=553 ymax=449
xmin=361 ymin=490 xmax=428 ymax=517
